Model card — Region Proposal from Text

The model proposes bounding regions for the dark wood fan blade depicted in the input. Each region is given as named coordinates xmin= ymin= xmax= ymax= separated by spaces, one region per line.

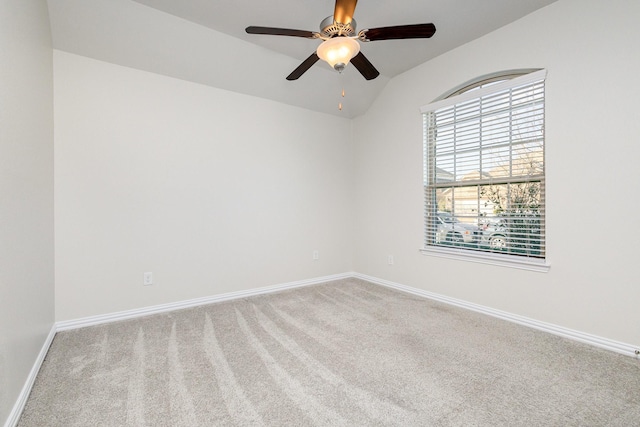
xmin=246 ymin=26 xmax=317 ymax=39
xmin=334 ymin=0 xmax=358 ymax=25
xmin=350 ymin=52 xmax=379 ymax=80
xmin=362 ymin=23 xmax=436 ymax=41
xmin=286 ymin=53 xmax=320 ymax=80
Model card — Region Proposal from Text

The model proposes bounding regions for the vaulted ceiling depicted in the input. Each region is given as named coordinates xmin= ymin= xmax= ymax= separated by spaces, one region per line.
xmin=48 ymin=0 xmax=557 ymax=118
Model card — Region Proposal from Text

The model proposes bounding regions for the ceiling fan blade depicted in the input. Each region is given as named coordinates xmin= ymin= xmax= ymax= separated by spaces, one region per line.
xmin=245 ymin=26 xmax=317 ymax=39
xmin=286 ymin=53 xmax=320 ymax=80
xmin=350 ymin=52 xmax=380 ymax=80
xmin=361 ymin=23 xmax=436 ymax=41
xmin=333 ymin=0 xmax=358 ymax=25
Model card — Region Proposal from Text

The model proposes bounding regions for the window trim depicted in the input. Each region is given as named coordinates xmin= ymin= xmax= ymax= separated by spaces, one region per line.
xmin=433 ymin=68 xmax=544 ymax=101
xmin=419 ymin=246 xmax=550 ymax=272
xmin=420 ymin=69 xmax=549 ymax=272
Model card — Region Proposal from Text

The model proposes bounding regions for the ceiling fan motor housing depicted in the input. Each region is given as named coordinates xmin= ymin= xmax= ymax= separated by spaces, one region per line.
xmin=320 ymin=16 xmax=357 ymax=38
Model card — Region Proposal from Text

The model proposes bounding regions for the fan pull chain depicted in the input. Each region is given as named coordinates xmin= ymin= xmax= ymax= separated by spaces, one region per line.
xmin=338 ymin=72 xmax=346 ymax=111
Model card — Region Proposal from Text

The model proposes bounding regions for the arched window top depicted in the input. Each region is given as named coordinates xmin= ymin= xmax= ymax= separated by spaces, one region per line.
xmin=434 ymin=68 xmax=543 ymax=101
xmin=421 ymin=68 xmax=548 ymax=271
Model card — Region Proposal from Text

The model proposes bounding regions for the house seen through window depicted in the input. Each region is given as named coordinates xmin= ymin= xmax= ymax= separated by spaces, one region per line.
xmin=421 ymin=69 xmax=547 ymax=268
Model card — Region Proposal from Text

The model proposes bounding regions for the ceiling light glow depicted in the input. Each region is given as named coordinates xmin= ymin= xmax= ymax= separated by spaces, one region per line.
xmin=316 ymin=37 xmax=360 ymax=72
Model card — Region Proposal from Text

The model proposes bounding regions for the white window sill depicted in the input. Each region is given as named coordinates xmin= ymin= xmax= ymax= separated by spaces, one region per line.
xmin=419 ymin=246 xmax=550 ymax=273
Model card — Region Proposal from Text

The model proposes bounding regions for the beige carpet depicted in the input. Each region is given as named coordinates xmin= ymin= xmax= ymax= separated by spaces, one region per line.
xmin=18 ymin=278 xmax=640 ymax=426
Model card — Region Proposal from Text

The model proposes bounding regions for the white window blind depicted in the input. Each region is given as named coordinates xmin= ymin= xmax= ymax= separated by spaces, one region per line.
xmin=421 ymin=70 xmax=546 ymax=265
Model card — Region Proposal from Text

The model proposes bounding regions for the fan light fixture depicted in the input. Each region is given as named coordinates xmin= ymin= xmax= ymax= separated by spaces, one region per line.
xmin=316 ymin=37 xmax=360 ymax=72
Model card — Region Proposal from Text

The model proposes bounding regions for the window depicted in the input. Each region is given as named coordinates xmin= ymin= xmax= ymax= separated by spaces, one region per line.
xmin=421 ymin=69 xmax=548 ymax=271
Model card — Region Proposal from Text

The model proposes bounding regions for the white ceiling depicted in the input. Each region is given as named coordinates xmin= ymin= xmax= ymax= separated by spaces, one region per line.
xmin=47 ymin=0 xmax=558 ymax=118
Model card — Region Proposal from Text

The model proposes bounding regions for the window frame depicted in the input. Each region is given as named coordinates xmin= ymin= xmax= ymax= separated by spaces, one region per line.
xmin=419 ymin=69 xmax=549 ymax=272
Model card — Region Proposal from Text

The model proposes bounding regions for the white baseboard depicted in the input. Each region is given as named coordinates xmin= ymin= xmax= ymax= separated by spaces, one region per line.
xmin=354 ymin=272 xmax=640 ymax=358
xmin=7 ymin=272 xmax=352 ymax=426
xmin=8 ymin=271 xmax=638 ymax=427
xmin=4 ymin=324 xmax=57 ymax=427
xmin=56 ymin=272 xmax=353 ymax=331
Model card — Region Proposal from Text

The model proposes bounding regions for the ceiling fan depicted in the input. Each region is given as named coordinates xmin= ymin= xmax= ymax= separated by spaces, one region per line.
xmin=246 ymin=0 xmax=436 ymax=81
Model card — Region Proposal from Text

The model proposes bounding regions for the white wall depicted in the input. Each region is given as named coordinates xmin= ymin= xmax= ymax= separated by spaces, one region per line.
xmin=0 ymin=0 xmax=54 ymax=424
xmin=54 ymin=51 xmax=354 ymax=321
xmin=353 ymin=0 xmax=640 ymax=346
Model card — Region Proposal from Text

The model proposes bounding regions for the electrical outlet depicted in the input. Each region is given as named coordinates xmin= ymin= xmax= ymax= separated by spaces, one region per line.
xmin=143 ymin=272 xmax=153 ymax=286
xmin=313 ymin=250 xmax=319 ymax=260
xmin=388 ymin=255 xmax=394 ymax=265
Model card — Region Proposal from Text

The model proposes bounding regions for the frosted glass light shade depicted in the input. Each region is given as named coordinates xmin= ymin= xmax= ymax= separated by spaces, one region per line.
xmin=316 ymin=37 xmax=360 ymax=70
